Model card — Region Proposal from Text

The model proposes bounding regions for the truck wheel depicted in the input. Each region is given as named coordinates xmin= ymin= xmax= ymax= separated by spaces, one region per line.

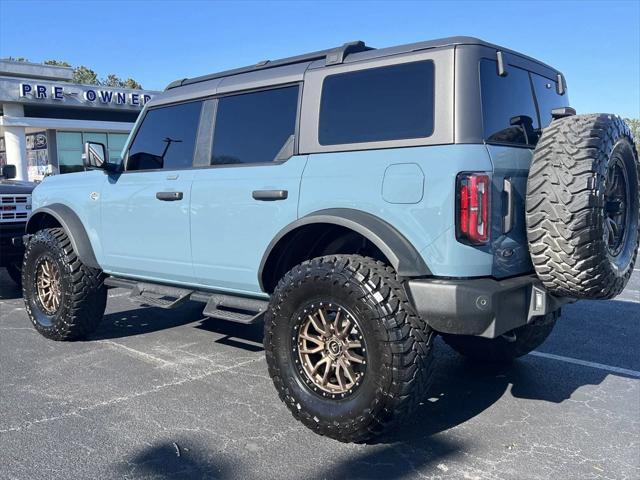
xmin=264 ymin=255 xmax=434 ymax=443
xmin=526 ymin=114 xmax=639 ymax=299
xmin=6 ymin=264 xmax=22 ymax=287
xmin=22 ymin=228 xmax=106 ymax=341
xmin=442 ymin=312 xmax=558 ymax=363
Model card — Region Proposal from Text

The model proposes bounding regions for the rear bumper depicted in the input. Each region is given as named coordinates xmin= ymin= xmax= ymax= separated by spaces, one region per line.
xmin=406 ymin=274 xmax=573 ymax=338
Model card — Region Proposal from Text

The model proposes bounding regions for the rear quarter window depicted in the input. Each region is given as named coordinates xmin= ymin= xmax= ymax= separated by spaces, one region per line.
xmin=480 ymin=59 xmax=538 ymax=147
xmin=531 ymin=73 xmax=569 ymax=128
xmin=318 ymin=61 xmax=435 ymax=145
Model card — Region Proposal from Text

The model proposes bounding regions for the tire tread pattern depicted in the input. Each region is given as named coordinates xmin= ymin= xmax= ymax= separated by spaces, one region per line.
xmin=264 ymin=255 xmax=434 ymax=443
xmin=525 ymin=114 xmax=639 ymax=299
xmin=23 ymin=228 xmax=106 ymax=341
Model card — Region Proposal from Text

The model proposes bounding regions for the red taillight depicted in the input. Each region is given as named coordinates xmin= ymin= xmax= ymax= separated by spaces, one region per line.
xmin=457 ymin=173 xmax=490 ymax=245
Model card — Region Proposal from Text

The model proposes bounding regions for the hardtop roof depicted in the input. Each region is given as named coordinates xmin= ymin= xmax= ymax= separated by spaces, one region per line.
xmin=164 ymin=36 xmax=561 ymax=93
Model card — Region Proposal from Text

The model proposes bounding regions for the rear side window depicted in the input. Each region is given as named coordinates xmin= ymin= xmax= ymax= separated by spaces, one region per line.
xmin=531 ymin=73 xmax=569 ymax=128
xmin=211 ymin=86 xmax=299 ymax=165
xmin=318 ymin=61 xmax=435 ymax=145
xmin=480 ymin=59 xmax=538 ymax=147
xmin=127 ymin=101 xmax=203 ymax=171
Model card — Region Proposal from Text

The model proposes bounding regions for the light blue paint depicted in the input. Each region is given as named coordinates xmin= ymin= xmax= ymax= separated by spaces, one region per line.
xmin=382 ymin=163 xmax=424 ymax=204
xmin=99 ymin=169 xmax=196 ymax=283
xmin=299 ymin=144 xmax=495 ymax=277
xmin=190 ymin=155 xmax=308 ymax=294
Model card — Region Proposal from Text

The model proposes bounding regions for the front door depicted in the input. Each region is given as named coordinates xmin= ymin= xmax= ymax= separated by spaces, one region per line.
xmin=100 ymin=100 xmax=203 ymax=284
xmin=190 ymin=85 xmax=304 ymax=295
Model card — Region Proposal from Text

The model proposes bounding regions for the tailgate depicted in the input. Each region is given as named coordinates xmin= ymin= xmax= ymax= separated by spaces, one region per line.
xmin=486 ymin=145 xmax=534 ymax=278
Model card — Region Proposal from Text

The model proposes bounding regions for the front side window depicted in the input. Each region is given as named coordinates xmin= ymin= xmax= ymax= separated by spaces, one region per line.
xmin=127 ymin=101 xmax=203 ymax=171
xmin=319 ymin=61 xmax=435 ymax=145
xmin=531 ymin=73 xmax=569 ymax=128
xmin=480 ymin=59 xmax=539 ymax=146
xmin=211 ymin=86 xmax=299 ymax=165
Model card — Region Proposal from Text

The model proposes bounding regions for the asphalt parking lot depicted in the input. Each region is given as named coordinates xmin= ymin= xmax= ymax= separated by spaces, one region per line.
xmin=1 ymin=269 xmax=638 ymax=480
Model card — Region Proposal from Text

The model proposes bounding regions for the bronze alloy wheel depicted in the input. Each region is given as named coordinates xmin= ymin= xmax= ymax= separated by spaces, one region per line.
xmin=293 ymin=303 xmax=367 ymax=398
xmin=35 ymin=257 xmax=62 ymax=315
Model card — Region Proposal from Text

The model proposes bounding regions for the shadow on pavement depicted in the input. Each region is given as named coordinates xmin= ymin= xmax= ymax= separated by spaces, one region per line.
xmin=117 ymin=439 xmax=240 ymax=479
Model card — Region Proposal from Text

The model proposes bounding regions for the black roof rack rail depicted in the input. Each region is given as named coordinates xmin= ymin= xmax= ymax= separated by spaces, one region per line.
xmin=165 ymin=40 xmax=373 ymax=90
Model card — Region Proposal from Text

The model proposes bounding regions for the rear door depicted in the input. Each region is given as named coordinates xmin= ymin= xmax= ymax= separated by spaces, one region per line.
xmin=190 ymin=85 xmax=305 ymax=296
xmin=100 ymin=100 xmax=202 ymax=283
xmin=479 ymin=59 xmax=568 ymax=278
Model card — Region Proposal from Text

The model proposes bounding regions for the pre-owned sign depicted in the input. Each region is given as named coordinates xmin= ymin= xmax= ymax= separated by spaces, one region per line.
xmin=19 ymin=83 xmax=152 ymax=107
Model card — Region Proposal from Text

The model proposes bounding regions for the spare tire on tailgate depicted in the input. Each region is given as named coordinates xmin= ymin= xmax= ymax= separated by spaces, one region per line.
xmin=526 ymin=114 xmax=639 ymax=299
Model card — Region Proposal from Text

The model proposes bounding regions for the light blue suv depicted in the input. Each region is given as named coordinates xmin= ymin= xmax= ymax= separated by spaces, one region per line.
xmin=21 ymin=37 xmax=639 ymax=442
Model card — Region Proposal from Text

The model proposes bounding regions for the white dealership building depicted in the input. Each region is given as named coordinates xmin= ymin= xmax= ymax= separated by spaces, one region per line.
xmin=0 ymin=59 xmax=158 ymax=181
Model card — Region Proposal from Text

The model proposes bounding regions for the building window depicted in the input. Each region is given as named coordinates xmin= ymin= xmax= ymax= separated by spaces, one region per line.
xmin=318 ymin=61 xmax=435 ymax=145
xmin=211 ymin=86 xmax=299 ymax=165
xmin=56 ymin=131 xmax=130 ymax=174
xmin=127 ymin=101 xmax=203 ymax=171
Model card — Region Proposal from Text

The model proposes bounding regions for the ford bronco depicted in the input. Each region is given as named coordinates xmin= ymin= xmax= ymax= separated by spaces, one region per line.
xmin=20 ymin=37 xmax=639 ymax=442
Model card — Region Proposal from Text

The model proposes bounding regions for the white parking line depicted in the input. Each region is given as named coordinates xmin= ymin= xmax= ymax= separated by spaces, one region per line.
xmin=530 ymin=351 xmax=640 ymax=378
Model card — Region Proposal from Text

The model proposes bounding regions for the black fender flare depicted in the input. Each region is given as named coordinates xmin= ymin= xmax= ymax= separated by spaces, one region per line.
xmin=258 ymin=208 xmax=431 ymax=291
xmin=26 ymin=204 xmax=100 ymax=268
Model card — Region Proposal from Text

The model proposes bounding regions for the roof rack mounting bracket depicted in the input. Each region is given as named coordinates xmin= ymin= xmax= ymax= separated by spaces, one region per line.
xmin=325 ymin=40 xmax=369 ymax=66
xmin=496 ymin=51 xmax=508 ymax=77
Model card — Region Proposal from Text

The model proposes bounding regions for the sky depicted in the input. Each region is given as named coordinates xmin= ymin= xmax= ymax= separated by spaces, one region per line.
xmin=1 ymin=0 xmax=639 ymax=118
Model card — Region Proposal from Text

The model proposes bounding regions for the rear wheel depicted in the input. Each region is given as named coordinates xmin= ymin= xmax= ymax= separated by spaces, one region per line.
xmin=22 ymin=228 xmax=107 ymax=341
xmin=442 ymin=312 xmax=558 ymax=363
xmin=264 ymin=255 xmax=434 ymax=443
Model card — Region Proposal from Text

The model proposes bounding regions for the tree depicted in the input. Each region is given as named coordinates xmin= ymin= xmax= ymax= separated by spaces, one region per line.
xmin=44 ymin=59 xmax=71 ymax=67
xmin=625 ymin=118 xmax=640 ymax=153
xmin=72 ymin=65 xmax=100 ymax=86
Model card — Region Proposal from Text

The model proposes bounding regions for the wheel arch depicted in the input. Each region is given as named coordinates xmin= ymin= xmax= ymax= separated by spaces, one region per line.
xmin=26 ymin=204 xmax=99 ymax=269
xmin=258 ymin=208 xmax=430 ymax=293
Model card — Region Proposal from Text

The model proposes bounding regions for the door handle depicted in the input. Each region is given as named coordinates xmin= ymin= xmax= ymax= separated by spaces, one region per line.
xmin=502 ymin=178 xmax=513 ymax=234
xmin=156 ymin=191 xmax=183 ymax=201
xmin=252 ymin=190 xmax=288 ymax=201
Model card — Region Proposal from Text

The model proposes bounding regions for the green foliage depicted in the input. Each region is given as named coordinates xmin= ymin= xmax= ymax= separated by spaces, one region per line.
xmin=43 ymin=59 xmax=71 ymax=67
xmin=72 ymin=65 xmax=100 ymax=85
xmin=625 ymin=118 xmax=640 ymax=153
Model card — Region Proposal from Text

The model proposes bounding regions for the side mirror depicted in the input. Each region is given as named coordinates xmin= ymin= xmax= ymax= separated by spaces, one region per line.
xmin=83 ymin=142 xmax=107 ymax=170
xmin=0 ymin=164 xmax=17 ymax=179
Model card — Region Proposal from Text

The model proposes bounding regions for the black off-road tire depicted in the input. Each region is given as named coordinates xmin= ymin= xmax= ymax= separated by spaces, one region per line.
xmin=442 ymin=312 xmax=558 ymax=363
xmin=6 ymin=264 xmax=22 ymax=287
xmin=264 ymin=255 xmax=434 ymax=443
xmin=526 ymin=114 xmax=639 ymax=299
xmin=22 ymin=228 xmax=107 ymax=341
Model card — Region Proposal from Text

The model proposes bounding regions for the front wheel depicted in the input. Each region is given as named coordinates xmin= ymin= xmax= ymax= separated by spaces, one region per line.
xmin=264 ymin=255 xmax=434 ymax=443
xmin=442 ymin=312 xmax=558 ymax=363
xmin=22 ymin=228 xmax=107 ymax=341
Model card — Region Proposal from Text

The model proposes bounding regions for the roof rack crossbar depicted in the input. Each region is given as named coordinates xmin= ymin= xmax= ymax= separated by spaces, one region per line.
xmin=166 ymin=40 xmax=372 ymax=90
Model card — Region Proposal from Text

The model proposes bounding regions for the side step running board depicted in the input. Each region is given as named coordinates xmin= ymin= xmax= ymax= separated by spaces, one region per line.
xmin=201 ymin=294 xmax=268 ymax=325
xmin=104 ymin=276 xmax=268 ymax=324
